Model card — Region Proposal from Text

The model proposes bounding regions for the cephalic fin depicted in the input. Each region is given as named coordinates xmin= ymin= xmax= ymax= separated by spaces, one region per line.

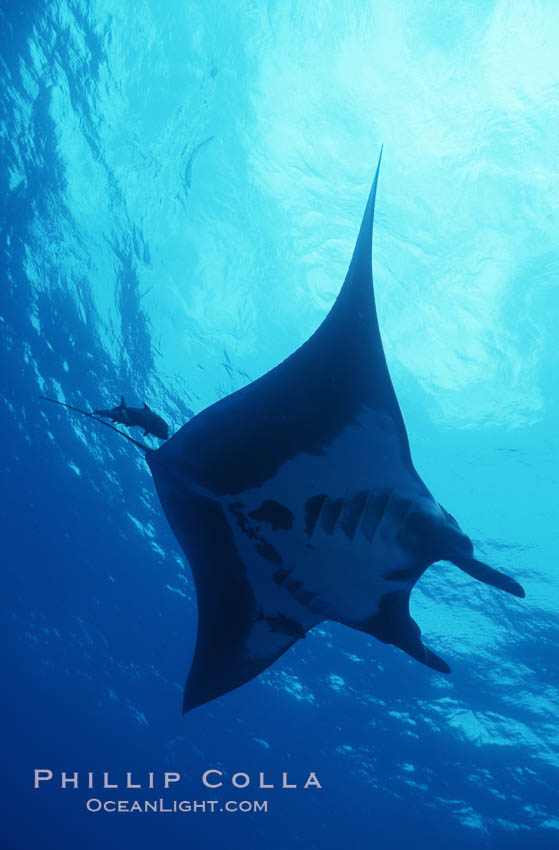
xmin=423 ymin=502 xmax=525 ymax=599
xmin=451 ymin=556 xmax=525 ymax=598
xmin=360 ymin=590 xmax=451 ymax=674
xmin=392 ymin=616 xmax=451 ymax=674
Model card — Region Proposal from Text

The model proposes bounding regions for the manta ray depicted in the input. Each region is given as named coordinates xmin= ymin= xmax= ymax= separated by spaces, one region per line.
xmin=42 ymin=152 xmax=524 ymax=713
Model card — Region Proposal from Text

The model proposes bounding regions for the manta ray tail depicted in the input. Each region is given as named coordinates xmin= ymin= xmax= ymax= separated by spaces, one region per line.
xmin=39 ymin=396 xmax=149 ymax=453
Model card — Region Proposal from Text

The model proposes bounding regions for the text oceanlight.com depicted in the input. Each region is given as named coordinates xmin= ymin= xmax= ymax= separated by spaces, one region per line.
xmin=86 ymin=799 xmax=268 ymax=813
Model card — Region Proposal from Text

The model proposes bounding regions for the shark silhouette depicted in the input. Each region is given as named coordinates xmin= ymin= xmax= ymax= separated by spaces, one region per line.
xmin=42 ymin=151 xmax=524 ymax=713
xmin=94 ymin=396 xmax=169 ymax=440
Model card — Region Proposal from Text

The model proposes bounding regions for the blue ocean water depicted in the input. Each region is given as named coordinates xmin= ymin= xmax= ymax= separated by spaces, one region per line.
xmin=2 ymin=1 xmax=559 ymax=848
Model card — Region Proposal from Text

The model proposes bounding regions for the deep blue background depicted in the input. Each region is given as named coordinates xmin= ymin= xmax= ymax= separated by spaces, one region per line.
xmin=2 ymin=1 xmax=559 ymax=848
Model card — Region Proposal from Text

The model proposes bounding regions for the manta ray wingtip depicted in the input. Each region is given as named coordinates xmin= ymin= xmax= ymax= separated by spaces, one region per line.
xmin=345 ymin=146 xmax=384 ymax=282
xmin=182 ymin=688 xmax=207 ymax=714
xmin=366 ymin=145 xmax=383 ymax=210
